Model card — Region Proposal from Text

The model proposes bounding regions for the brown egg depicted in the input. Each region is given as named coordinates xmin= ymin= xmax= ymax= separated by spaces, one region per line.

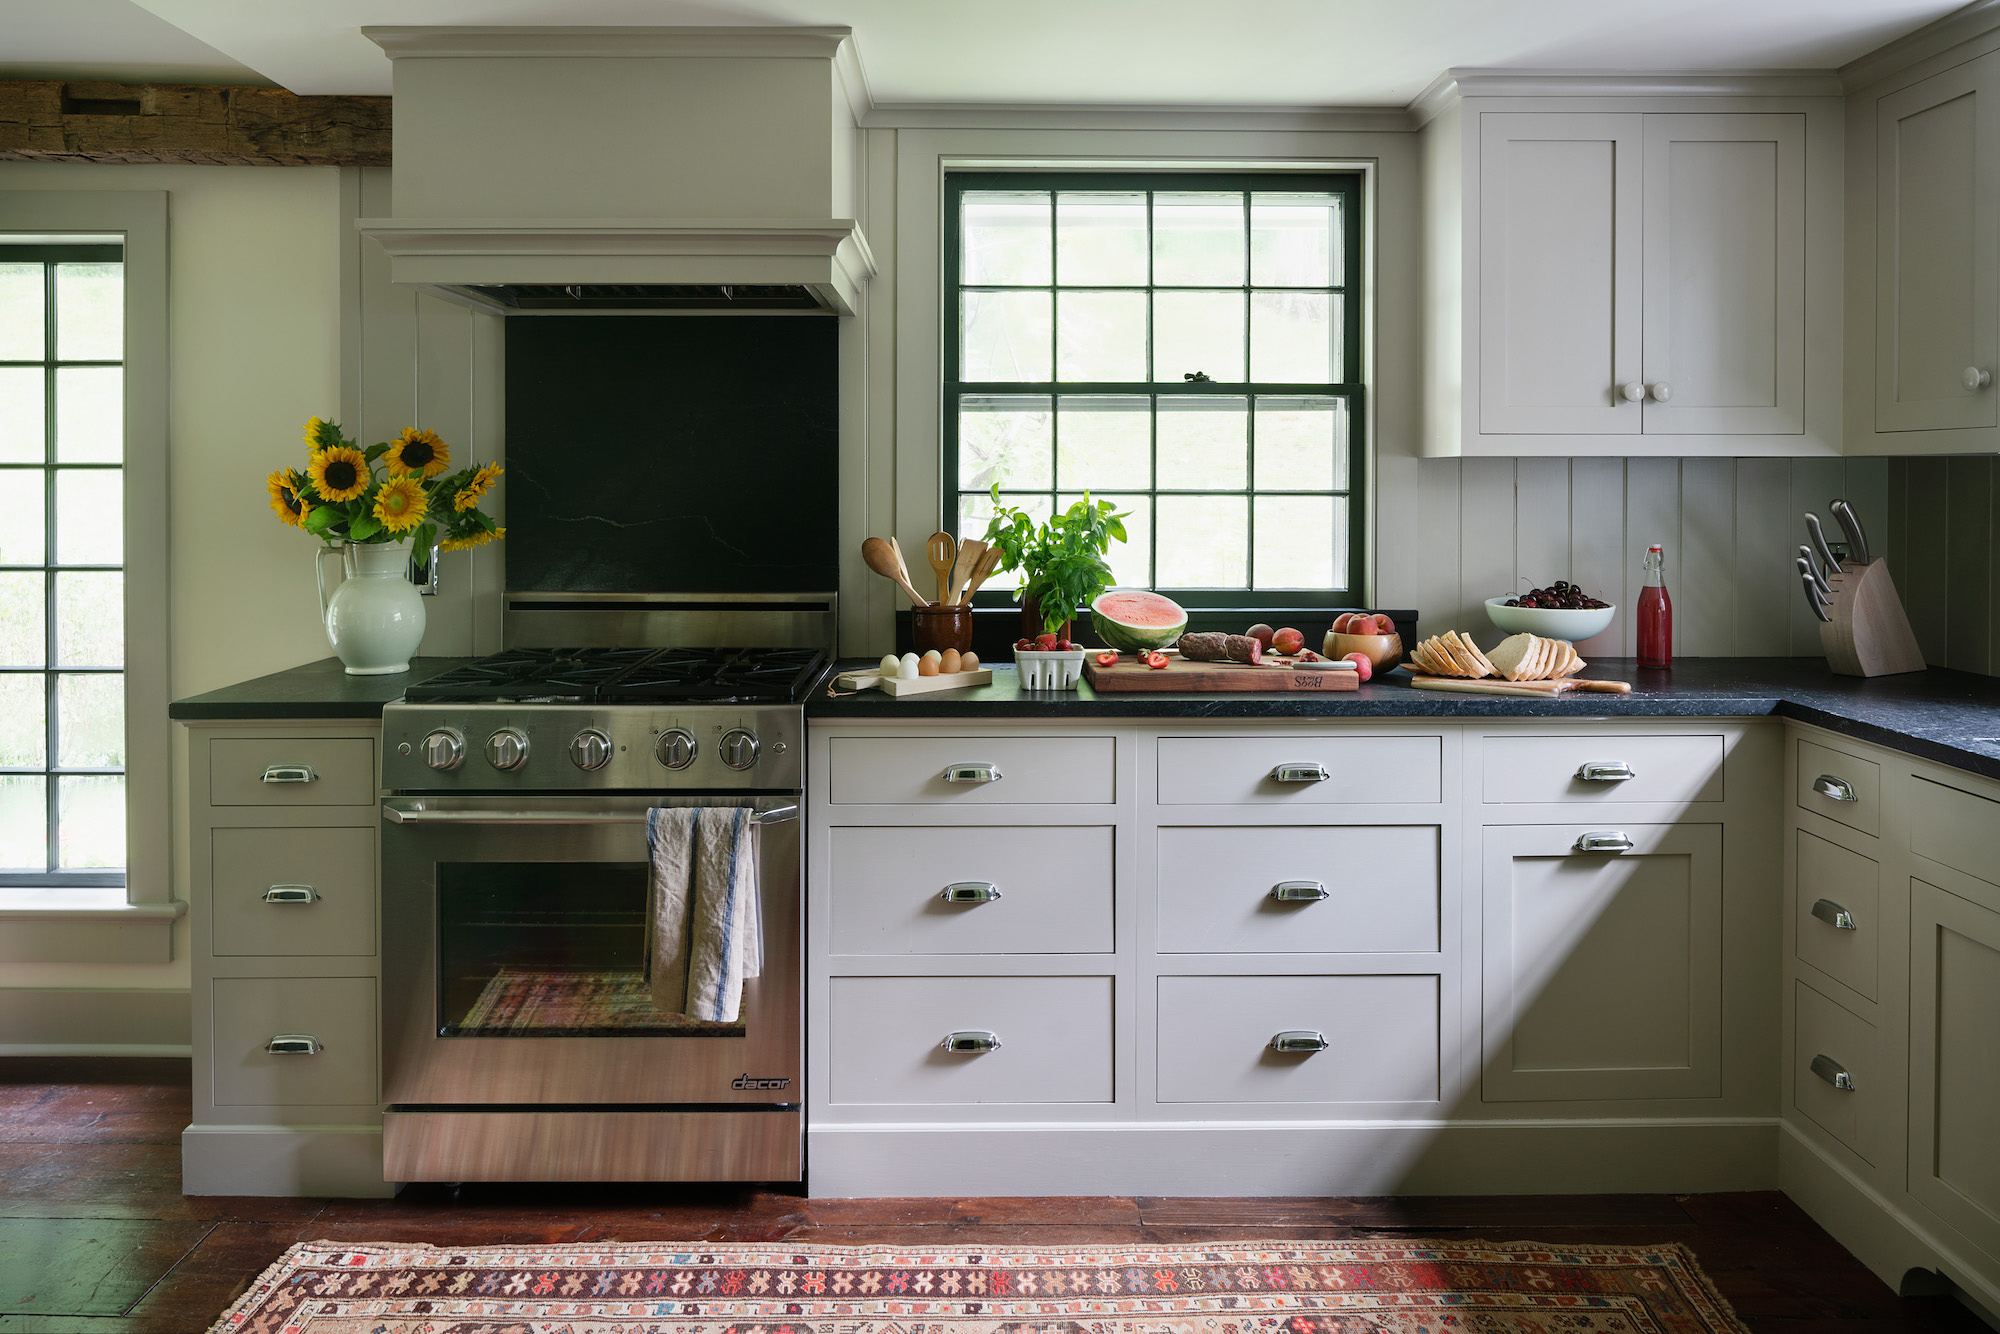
xmin=961 ymin=652 xmax=980 ymax=670
xmin=940 ymin=648 xmax=962 ymax=673
xmin=918 ymin=656 xmax=940 ymax=677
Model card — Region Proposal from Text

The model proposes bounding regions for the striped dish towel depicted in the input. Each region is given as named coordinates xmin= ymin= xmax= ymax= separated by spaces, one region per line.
xmin=644 ymin=807 xmax=763 ymax=1023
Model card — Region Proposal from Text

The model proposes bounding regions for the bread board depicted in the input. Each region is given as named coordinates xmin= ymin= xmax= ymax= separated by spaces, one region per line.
xmin=1084 ymin=656 xmax=1358 ymax=692
xmin=1405 ymin=673 xmax=1632 ymax=697
xmin=835 ymin=668 xmax=994 ymax=696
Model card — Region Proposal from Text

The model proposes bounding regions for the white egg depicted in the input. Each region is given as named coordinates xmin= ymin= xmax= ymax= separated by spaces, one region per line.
xmin=879 ymin=653 xmax=899 ymax=676
xmin=921 ymin=649 xmax=942 ymax=663
xmin=898 ymin=652 xmax=920 ymax=679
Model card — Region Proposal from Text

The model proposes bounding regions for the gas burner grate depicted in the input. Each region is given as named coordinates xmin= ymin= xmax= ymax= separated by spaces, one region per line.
xmin=404 ymin=646 xmax=828 ymax=704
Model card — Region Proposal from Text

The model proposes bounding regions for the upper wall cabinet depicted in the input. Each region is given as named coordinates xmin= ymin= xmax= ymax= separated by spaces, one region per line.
xmin=1421 ymin=82 xmax=1843 ymax=457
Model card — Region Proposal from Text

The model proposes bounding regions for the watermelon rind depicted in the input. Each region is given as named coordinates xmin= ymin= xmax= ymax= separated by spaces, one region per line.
xmin=1090 ymin=589 xmax=1188 ymax=653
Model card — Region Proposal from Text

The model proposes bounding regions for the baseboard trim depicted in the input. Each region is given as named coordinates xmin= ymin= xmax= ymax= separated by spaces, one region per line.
xmin=807 ymin=1118 xmax=1779 ymax=1198
xmin=183 ymin=1124 xmax=394 ymax=1198
xmin=0 ymin=987 xmax=191 ymax=1048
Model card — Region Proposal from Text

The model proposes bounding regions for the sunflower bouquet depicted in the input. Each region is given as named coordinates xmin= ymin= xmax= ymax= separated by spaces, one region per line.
xmin=268 ymin=417 xmax=503 ymax=555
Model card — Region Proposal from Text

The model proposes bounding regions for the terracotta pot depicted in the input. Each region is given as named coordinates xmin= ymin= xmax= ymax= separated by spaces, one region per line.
xmin=1019 ymin=591 xmax=1073 ymax=643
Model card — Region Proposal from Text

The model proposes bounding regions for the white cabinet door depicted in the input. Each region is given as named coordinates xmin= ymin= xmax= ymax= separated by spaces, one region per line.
xmin=1641 ymin=114 xmax=1805 ymax=436
xmin=1481 ymin=822 xmax=1722 ymax=1102
xmin=1478 ymin=113 xmax=1644 ymax=436
xmin=1909 ymin=879 xmax=2000 ymax=1262
xmin=1875 ymin=55 xmax=2000 ymax=433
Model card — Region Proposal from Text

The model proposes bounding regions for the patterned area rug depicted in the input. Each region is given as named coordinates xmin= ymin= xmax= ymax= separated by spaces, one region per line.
xmin=208 ymin=1238 xmax=1750 ymax=1334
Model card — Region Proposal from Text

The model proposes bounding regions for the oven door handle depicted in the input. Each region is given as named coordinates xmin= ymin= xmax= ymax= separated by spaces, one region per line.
xmin=383 ymin=802 xmax=799 ymax=826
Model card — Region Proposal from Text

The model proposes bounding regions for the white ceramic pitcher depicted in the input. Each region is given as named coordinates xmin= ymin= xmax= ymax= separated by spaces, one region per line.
xmin=316 ymin=540 xmax=426 ymax=675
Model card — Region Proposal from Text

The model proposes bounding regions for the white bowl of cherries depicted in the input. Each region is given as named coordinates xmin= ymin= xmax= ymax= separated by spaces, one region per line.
xmin=1486 ymin=581 xmax=1616 ymax=639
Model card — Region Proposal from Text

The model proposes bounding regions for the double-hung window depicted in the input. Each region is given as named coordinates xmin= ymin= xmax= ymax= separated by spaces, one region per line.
xmin=945 ymin=170 xmax=1364 ymax=610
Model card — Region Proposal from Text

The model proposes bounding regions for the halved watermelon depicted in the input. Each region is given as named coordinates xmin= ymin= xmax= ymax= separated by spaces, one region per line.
xmin=1090 ymin=589 xmax=1188 ymax=653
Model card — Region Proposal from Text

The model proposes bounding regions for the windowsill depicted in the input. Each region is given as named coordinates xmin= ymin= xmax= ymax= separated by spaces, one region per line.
xmin=0 ymin=888 xmax=184 ymax=964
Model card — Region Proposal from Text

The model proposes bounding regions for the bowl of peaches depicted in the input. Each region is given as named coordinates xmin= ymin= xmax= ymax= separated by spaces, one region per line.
xmin=1324 ymin=611 xmax=1404 ymax=675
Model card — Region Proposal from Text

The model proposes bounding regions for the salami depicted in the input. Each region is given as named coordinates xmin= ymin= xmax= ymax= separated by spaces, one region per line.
xmin=1224 ymin=634 xmax=1264 ymax=664
xmin=1176 ymin=632 xmax=1231 ymax=661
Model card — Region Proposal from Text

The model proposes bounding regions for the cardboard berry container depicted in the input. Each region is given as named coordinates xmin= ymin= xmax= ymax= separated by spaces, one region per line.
xmin=1013 ymin=646 xmax=1087 ymax=690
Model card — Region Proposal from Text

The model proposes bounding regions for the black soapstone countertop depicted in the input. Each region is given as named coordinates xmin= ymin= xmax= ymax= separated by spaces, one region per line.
xmin=168 ymin=657 xmax=481 ymax=721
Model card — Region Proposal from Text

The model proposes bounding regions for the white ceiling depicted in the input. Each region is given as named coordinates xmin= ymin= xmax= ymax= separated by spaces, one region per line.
xmin=6 ymin=0 xmax=1971 ymax=104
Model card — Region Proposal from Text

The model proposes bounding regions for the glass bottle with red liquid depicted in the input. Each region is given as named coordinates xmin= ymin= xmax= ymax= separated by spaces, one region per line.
xmin=1637 ymin=542 xmax=1673 ymax=669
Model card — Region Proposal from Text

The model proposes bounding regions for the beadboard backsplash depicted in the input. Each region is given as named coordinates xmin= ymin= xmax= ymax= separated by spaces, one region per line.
xmin=1887 ymin=457 xmax=2000 ymax=677
xmin=1378 ymin=456 xmax=1895 ymax=665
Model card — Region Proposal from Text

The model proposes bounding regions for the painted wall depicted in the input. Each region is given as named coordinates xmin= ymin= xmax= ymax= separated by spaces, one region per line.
xmin=1887 ymin=456 xmax=2000 ymax=674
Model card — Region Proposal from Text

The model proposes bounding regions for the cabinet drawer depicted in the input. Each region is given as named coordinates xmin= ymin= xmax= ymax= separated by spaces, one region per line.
xmin=1795 ymin=829 xmax=1879 ymax=1001
xmin=211 ymin=826 xmax=376 ymax=957
xmin=1157 ymin=825 xmax=1438 ymax=954
xmin=211 ymin=977 xmax=377 ymax=1107
xmin=208 ymin=738 xmax=376 ymax=807
xmin=1156 ymin=974 xmax=1440 ymax=1104
xmin=827 ymin=736 xmax=1114 ymax=806
xmin=1482 ymin=734 xmax=1723 ymax=804
xmin=1794 ymin=979 xmax=1878 ymax=1163
xmin=1796 ymin=740 xmax=1880 ymax=837
xmin=1156 ymin=736 xmax=1440 ymax=806
xmin=827 ymin=975 xmax=1112 ymax=1104
xmin=1911 ymin=777 xmax=2000 ymax=890
xmin=828 ymin=825 xmax=1113 ymax=955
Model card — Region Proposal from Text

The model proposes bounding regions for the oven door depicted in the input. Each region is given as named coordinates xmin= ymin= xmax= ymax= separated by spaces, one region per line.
xmin=380 ymin=794 xmax=799 ymax=1108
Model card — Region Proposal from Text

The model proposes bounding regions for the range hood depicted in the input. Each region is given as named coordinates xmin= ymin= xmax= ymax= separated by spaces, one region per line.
xmin=357 ymin=27 xmax=875 ymax=314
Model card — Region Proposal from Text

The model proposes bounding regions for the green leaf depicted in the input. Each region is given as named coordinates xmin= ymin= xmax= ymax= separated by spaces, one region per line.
xmin=347 ymin=514 xmax=382 ymax=541
xmin=302 ymin=506 xmax=334 ymax=536
xmin=363 ymin=442 xmax=390 ymax=462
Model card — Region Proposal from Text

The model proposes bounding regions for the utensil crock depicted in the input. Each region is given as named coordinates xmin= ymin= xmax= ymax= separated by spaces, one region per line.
xmin=912 ymin=602 xmax=975 ymax=655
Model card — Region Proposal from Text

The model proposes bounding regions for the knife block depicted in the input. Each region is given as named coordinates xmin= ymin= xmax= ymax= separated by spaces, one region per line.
xmin=1821 ymin=558 xmax=1926 ymax=677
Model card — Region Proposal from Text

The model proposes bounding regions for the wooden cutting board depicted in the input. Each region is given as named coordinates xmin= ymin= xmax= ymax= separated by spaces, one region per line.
xmin=1404 ymin=673 xmax=1632 ymax=697
xmin=1084 ymin=656 xmax=1359 ymax=692
xmin=834 ymin=668 xmax=995 ymax=696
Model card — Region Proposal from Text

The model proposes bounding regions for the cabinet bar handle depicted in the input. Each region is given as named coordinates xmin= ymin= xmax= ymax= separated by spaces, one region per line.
xmin=1810 ymin=898 xmax=1857 ymax=931
xmin=1574 ymin=830 xmax=1635 ymax=854
xmin=1271 ymin=1030 xmax=1329 ymax=1053
xmin=1812 ymin=774 xmax=1859 ymax=803
xmin=1271 ymin=880 xmax=1329 ymax=902
xmin=1575 ymin=761 xmax=1637 ymax=782
xmin=1810 ymin=1053 xmax=1856 ymax=1091
xmin=262 ymin=884 xmax=320 ymax=905
xmin=941 ymin=1030 xmax=1001 ymax=1053
xmin=1272 ymin=762 xmax=1329 ymax=784
xmin=943 ymin=763 xmax=1002 ymax=784
xmin=264 ymin=1034 xmax=323 ymax=1056
xmin=260 ymin=764 xmax=316 ymax=785
xmin=940 ymin=881 xmax=1002 ymax=904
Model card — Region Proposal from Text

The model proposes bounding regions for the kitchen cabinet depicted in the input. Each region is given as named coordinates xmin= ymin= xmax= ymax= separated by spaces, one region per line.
xmin=1908 ymin=878 xmax=2000 ymax=1268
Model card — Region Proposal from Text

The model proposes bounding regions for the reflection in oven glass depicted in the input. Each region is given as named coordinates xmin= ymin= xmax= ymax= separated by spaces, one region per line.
xmin=436 ymin=862 xmax=745 ymax=1037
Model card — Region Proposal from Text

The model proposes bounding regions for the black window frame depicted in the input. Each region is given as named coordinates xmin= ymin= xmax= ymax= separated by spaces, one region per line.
xmin=942 ymin=169 xmax=1366 ymax=613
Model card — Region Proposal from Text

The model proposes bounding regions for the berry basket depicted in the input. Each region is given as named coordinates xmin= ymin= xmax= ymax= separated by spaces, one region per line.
xmin=1013 ymin=646 xmax=1087 ymax=690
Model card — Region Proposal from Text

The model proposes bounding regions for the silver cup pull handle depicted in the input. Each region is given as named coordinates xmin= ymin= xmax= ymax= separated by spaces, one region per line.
xmin=941 ymin=1030 xmax=1001 ymax=1053
xmin=1271 ymin=880 xmax=1329 ymax=902
xmin=940 ymin=881 xmax=1002 ymax=904
xmin=1271 ymin=1030 xmax=1329 ymax=1053
xmin=262 ymin=884 xmax=321 ymax=905
xmin=1574 ymin=830 xmax=1635 ymax=854
xmin=943 ymin=763 xmax=1002 ymax=784
xmin=1810 ymin=1053 xmax=1856 ymax=1091
xmin=1812 ymin=775 xmax=1859 ymax=803
xmin=260 ymin=764 xmax=317 ymax=785
xmin=264 ymin=1034 xmax=323 ymax=1056
xmin=1272 ymin=762 xmax=1329 ymax=784
xmin=1810 ymin=898 xmax=1857 ymax=931
xmin=1576 ymin=760 xmax=1637 ymax=782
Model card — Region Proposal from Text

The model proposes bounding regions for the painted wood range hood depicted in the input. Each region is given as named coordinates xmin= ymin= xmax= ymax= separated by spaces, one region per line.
xmin=357 ymin=26 xmax=876 ymax=314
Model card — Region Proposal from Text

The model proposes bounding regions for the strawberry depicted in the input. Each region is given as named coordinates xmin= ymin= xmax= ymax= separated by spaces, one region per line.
xmin=1035 ymin=632 xmax=1060 ymax=650
xmin=1015 ymin=638 xmax=1035 ymax=651
xmin=1144 ymin=650 xmax=1170 ymax=669
xmin=1095 ymin=650 xmax=1120 ymax=667
xmin=1057 ymin=639 xmax=1074 ymax=651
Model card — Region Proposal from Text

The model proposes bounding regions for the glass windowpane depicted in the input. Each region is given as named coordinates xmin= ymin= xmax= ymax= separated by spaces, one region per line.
xmin=1155 ymin=494 xmax=1247 ymax=587
xmin=1057 ymin=193 xmax=1148 ymax=286
xmin=1157 ymin=397 xmax=1247 ymax=490
xmin=1153 ymin=291 xmax=1244 ymax=382
xmin=1253 ymin=494 xmax=1338 ymax=590
xmin=1153 ymin=193 xmax=1245 ymax=286
xmin=1056 ymin=291 xmax=1146 ymax=381
xmin=58 ymin=774 xmax=123 ymax=869
xmin=1251 ymin=292 xmax=1336 ymax=383
xmin=958 ymin=491 xmax=1052 ymax=593
xmin=960 ymin=290 xmax=1052 ymax=382
xmin=56 ymin=367 xmax=122 ymax=462
xmin=0 ymin=470 xmax=45 ymax=564
xmin=0 ymin=674 xmax=45 ymax=767
xmin=0 ymin=369 xmax=45 ymax=463
xmin=0 ymin=264 xmax=44 ymax=360
xmin=1056 ymin=396 xmax=1150 ymax=491
xmin=55 ymin=572 xmax=122 ymax=667
xmin=961 ymin=192 xmax=1052 ymax=286
xmin=1254 ymin=397 xmax=1347 ymax=491
xmin=55 ymin=263 xmax=122 ymax=361
xmin=1252 ymin=193 xmax=1342 ymax=287
xmin=0 ymin=572 xmax=45 ymax=667
xmin=0 ymin=776 xmax=47 ymax=871
xmin=54 ymin=468 xmax=122 ymax=565
xmin=56 ymin=673 xmax=123 ymax=768
xmin=1059 ymin=492 xmax=1151 ymax=589
xmin=958 ymin=395 xmax=1053 ymax=492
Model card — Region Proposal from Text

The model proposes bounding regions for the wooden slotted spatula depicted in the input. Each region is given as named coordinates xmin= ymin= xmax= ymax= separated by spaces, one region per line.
xmin=948 ymin=538 xmax=987 ymax=604
xmin=861 ymin=537 xmax=929 ymax=608
xmin=926 ymin=531 xmax=956 ymax=605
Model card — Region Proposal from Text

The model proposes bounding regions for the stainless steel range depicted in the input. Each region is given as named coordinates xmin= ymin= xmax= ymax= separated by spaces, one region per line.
xmin=377 ymin=595 xmax=834 ymax=1184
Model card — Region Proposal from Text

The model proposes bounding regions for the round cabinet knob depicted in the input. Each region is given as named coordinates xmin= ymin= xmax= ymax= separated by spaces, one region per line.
xmin=484 ymin=727 xmax=530 ymax=771
xmin=569 ymin=728 xmax=613 ymax=772
xmin=1650 ymin=381 xmax=1673 ymax=402
xmin=721 ymin=728 xmax=761 ymax=771
xmin=1965 ymin=366 xmax=1993 ymax=391
xmin=1620 ymin=382 xmax=1646 ymax=402
xmin=655 ymin=729 xmax=698 ymax=770
xmin=421 ymin=728 xmax=465 ymax=771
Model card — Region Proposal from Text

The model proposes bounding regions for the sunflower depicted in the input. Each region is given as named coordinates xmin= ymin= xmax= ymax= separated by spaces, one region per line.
xmin=266 ymin=468 xmax=311 ymax=528
xmin=440 ymin=526 xmax=504 ymax=553
xmin=308 ymin=445 xmax=369 ymax=501
xmin=373 ymin=475 xmax=428 ymax=532
xmin=302 ymin=416 xmax=344 ymax=455
xmin=385 ymin=427 xmax=451 ymax=479
xmin=454 ymin=463 xmax=502 ymax=511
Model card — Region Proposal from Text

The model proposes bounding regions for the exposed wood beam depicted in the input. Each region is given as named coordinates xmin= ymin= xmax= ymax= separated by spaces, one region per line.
xmin=0 ymin=79 xmax=390 ymax=167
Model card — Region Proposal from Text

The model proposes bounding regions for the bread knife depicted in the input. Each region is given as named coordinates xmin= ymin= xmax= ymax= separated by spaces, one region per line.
xmin=1831 ymin=498 xmax=1870 ymax=565
xmin=1796 ymin=546 xmax=1831 ymax=596
xmin=1805 ymin=513 xmax=1842 ymax=574
xmin=1800 ymin=564 xmax=1832 ymax=623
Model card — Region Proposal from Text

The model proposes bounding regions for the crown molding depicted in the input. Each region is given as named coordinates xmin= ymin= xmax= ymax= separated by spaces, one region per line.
xmin=858 ymin=102 xmax=1414 ymax=133
xmin=363 ymin=26 xmax=853 ymax=62
xmin=1410 ymin=66 xmax=1844 ymax=124
xmin=1840 ymin=0 xmax=2000 ymax=91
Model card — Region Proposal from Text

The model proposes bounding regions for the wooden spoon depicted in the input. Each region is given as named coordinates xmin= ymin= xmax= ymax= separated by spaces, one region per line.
xmin=959 ymin=545 xmax=1007 ymax=603
xmin=861 ymin=537 xmax=929 ymax=608
xmin=926 ymin=531 xmax=956 ymax=605
xmin=948 ymin=538 xmax=987 ymax=604
xmin=887 ymin=536 xmax=922 ymax=602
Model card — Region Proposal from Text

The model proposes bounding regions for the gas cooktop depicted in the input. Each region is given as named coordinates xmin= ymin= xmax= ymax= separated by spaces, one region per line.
xmin=403 ymin=646 xmax=830 ymax=705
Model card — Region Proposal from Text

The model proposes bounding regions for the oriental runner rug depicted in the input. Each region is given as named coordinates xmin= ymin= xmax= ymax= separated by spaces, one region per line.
xmin=207 ymin=1238 xmax=1751 ymax=1334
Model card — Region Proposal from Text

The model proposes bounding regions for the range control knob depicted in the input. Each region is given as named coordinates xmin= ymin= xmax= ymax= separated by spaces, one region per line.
xmin=484 ymin=727 xmax=530 ymax=771
xmin=721 ymin=728 xmax=761 ymax=771
xmin=655 ymin=728 xmax=698 ymax=770
xmin=570 ymin=728 xmax=613 ymax=771
xmin=421 ymin=728 xmax=465 ymax=771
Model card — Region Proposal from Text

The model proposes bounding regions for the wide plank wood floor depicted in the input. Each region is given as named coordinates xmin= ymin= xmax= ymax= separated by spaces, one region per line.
xmin=0 ymin=1057 xmax=1988 ymax=1334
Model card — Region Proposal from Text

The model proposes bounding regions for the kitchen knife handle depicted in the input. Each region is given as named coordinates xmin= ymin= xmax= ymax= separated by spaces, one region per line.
xmin=1801 ymin=568 xmax=1833 ymax=623
xmin=1831 ymin=499 xmax=1871 ymax=565
xmin=1805 ymin=513 xmax=1842 ymax=575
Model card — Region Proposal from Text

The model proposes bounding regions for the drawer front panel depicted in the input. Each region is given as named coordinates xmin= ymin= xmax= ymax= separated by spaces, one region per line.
xmin=1911 ymin=777 xmax=2000 ymax=890
xmin=209 ymin=738 xmax=377 ymax=807
xmin=1156 ymin=974 xmax=1441 ymax=1104
xmin=827 ymin=975 xmax=1112 ymax=1104
xmin=1157 ymin=825 xmax=1439 ymax=954
xmin=1795 ymin=829 xmax=1879 ymax=1001
xmin=1481 ymin=734 xmax=1724 ymax=804
xmin=1156 ymin=736 xmax=1441 ymax=806
xmin=211 ymin=977 xmax=378 ymax=1107
xmin=1794 ymin=979 xmax=1878 ymax=1163
xmin=828 ymin=736 xmax=1114 ymax=806
xmin=1796 ymin=740 xmax=1881 ymax=837
xmin=211 ymin=826 xmax=376 ymax=957
xmin=829 ymin=825 xmax=1114 ymax=955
